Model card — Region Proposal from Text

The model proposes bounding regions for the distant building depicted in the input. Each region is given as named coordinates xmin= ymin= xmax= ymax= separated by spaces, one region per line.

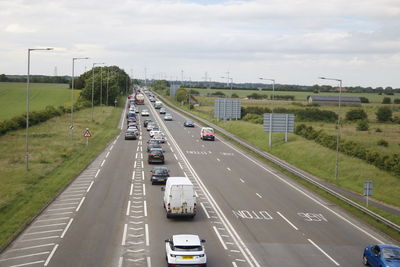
xmin=307 ymin=95 xmax=361 ymax=106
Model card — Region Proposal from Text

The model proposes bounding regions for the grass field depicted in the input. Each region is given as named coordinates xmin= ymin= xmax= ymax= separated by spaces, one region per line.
xmin=0 ymin=102 xmax=123 ymax=250
xmin=190 ymin=87 xmax=399 ymax=103
xmin=0 ymin=82 xmax=79 ymax=120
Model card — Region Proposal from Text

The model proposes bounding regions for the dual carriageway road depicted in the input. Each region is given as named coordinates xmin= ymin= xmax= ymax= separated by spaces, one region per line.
xmin=0 ymin=93 xmax=394 ymax=267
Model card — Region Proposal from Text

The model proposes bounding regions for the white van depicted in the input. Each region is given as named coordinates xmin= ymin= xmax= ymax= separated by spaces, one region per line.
xmin=163 ymin=177 xmax=196 ymax=218
xmin=154 ymin=100 xmax=163 ymax=109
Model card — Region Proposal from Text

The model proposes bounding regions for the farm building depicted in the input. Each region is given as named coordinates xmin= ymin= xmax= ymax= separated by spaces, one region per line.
xmin=307 ymin=95 xmax=361 ymax=106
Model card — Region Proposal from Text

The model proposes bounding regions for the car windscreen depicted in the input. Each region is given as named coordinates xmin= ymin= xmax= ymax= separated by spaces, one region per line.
xmin=173 ymin=245 xmax=202 ymax=251
xmin=382 ymin=247 xmax=400 ymax=259
xmin=203 ymin=129 xmax=213 ymax=133
xmin=154 ymin=169 xmax=167 ymax=175
xmin=150 ymin=150 xmax=162 ymax=155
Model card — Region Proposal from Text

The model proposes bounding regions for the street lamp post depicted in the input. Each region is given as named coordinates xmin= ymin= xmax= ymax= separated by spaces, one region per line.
xmin=319 ymin=76 xmax=342 ymax=180
xmin=71 ymin=57 xmax=89 ymax=141
xmin=259 ymin=78 xmax=275 ymax=149
xmin=221 ymin=76 xmax=233 ymax=91
xmin=91 ymin=62 xmax=105 ymax=121
xmin=106 ymin=68 xmax=110 ymax=106
xmin=26 ymin=47 xmax=53 ymax=171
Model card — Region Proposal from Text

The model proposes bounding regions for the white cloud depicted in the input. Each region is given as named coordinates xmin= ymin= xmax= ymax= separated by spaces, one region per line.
xmin=5 ymin=24 xmax=36 ymax=33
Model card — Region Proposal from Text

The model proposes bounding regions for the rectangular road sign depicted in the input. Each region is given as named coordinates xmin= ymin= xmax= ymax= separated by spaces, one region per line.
xmin=364 ymin=181 xmax=373 ymax=196
xmin=263 ymin=113 xmax=295 ymax=132
xmin=214 ymin=99 xmax=241 ymax=120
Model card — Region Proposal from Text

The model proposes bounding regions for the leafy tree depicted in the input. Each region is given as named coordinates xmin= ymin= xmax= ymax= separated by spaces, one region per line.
xmin=384 ymin=87 xmax=394 ymax=95
xmin=359 ymin=97 xmax=369 ymax=103
xmin=382 ymin=97 xmax=391 ymax=104
xmin=394 ymin=98 xmax=400 ymax=104
xmin=231 ymin=93 xmax=239 ymax=98
xmin=376 ymin=106 xmax=392 ymax=122
xmin=189 ymin=89 xmax=200 ymax=95
xmin=175 ymin=88 xmax=188 ymax=103
xmin=0 ymin=74 xmax=8 ymax=82
xmin=345 ymin=109 xmax=367 ymax=121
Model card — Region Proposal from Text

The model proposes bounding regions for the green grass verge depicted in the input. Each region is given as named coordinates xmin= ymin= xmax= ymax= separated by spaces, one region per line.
xmin=0 ymin=103 xmax=123 ymax=250
xmin=0 ymin=82 xmax=78 ymax=120
xmin=157 ymin=91 xmax=400 ymax=241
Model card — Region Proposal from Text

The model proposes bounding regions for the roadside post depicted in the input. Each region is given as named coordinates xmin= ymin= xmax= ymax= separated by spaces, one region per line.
xmin=84 ymin=128 xmax=92 ymax=145
xmin=364 ymin=180 xmax=373 ymax=208
xmin=263 ymin=113 xmax=295 ymax=149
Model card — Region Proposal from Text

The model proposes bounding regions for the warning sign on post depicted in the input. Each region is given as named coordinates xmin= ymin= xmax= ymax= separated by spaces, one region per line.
xmin=83 ymin=128 xmax=92 ymax=137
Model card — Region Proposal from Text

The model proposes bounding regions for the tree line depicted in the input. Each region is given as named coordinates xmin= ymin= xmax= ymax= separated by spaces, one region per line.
xmin=0 ymin=74 xmax=69 ymax=83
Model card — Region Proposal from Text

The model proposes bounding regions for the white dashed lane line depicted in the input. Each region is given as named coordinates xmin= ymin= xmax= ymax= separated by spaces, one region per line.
xmin=276 ymin=211 xmax=299 ymax=231
xmin=256 ymin=193 xmax=262 ymax=199
xmin=240 ymin=178 xmax=245 ymax=183
xmin=227 ymin=167 xmax=231 ymax=171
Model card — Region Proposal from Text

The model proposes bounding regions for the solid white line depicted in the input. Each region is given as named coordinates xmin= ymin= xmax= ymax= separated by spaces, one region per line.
xmin=144 ymin=200 xmax=147 ymax=217
xmin=130 ymin=183 xmax=134 ymax=196
xmin=87 ymin=181 xmax=94 ymax=192
xmin=120 ymin=105 xmax=127 ymax=129
xmin=142 ymin=170 xmax=145 ymax=181
xmin=0 ymin=252 xmax=49 ymax=262
xmin=118 ymin=257 xmax=123 ymax=267
xmin=232 ymin=262 xmax=238 ymax=267
xmin=106 ymin=151 xmax=110 ymax=158
xmin=277 ymin=211 xmax=299 ymax=230
xmin=308 ymin=239 xmax=340 ymax=266
xmin=61 ymin=218 xmax=74 ymax=238
xmin=44 ymin=211 xmax=73 ymax=216
xmin=194 ymin=191 xmax=198 ymax=197
xmin=183 ymin=171 xmax=188 ymax=178
xmin=174 ymin=154 xmax=178 ymax=160
xmin=8 ymin=260 xmax=45 ymax=267
xmin=147 ymin=257 xmax=152 ymax=267
xmin=47 ymin=207 xmax=75 ymax=212
xmin=256 ymin=193 xmax=262 ymax=198
xmin=178 ymin=162 xmax=183 ymax=169
xmin=25 ymin=229 xmax=62 ymax=236
xmin=75 ymin=197 xmax=86 ymax=211
xmin=31 ymin=223 xmax=66 ymax=229
xmin=126 ymin=201 xmax=131 ymax=216
xmin=44 ymin=244 xmax=59 ymax=266
xmin=143 ymin=184 xmax=146 ymax=196
xmin=37 ymin=217 xmax=69 ymax=222
xmin=121 ymin=224 xmax=127 ymax=245
xmin=7 ymin=243 xmax=54 ymax=252
xmin=220 ymin=138 xmax=384 ymax=244
xmin=240 ymin=178 xmax=245 ymax=183
xmin=95 ymin=169 xmax=100 ymax=178
xmin=145 ymin=224 xmax=149 ymax=246
xmin=200 ymin=203 xmax=210 ymax=219
xmin=213 ymin=226 xmax=227 ymax=250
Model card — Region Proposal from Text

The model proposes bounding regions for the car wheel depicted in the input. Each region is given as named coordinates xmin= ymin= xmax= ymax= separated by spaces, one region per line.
xmin=362 ymin=255 xmax=369 ymax=266
xmin=151 ymin=182 xmax=155 ymax=185
xmin=166 ymin=213 xmax=171 ymax=218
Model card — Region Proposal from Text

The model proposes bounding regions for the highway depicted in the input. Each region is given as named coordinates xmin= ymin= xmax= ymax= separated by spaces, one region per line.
xmin=0 ymin=92 xmax=394 ymax=267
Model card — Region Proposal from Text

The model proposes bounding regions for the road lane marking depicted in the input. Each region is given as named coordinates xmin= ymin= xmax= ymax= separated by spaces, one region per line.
xmin=147 ymin=257 xmax=152 ymax=267
xmin=308 ymin=239 xmax=340 ymax=266
xmin=47 ymin=207 xmax=75 ymax=212
xmin=110 ymin=145 xmax=114 ymax=151
xmin=174 ymin=154 xmax=178 ymax=160
xmin=101 ymin=159 xmax=106 ymax=167
xmin=95 ymin=169 xmax=100 ymax=178
xmin=106 ymin=151 xmax=110 ymax=158
xmin=44 ymin=244 xmax=59 ymax=266
xmin=213 ymin=226 xmax=227 ymax=250
xmin=232 ymin=262 xmax=238 ymax=267
xmin=7 ymin=243 xmax=54 ymax=252
xmin=142 ymin=170 xmax=145 ymax=181
xmin=135 ymin=153 xmax=138 ymax=159
xmin=227 ymin=167 xmax=231 ymax=171
xmin=145 ymin=224 xmax=149 ymax=246
xmin=217 ymin=158 xmax=220 ymax=161
xmin=60 ymin=218 xmax=74 ymax=238
xmin=126 ymin=201 xmax=131 ymax=216
xmin=25 ymin=229 xmax=62 ymax=236
xmin=170 ymin=147 xmax=174 ymax=152
xmin=178 ymin=162 xmax=183 ymax=169
xmin=37 ymin=217 xmax=69 ymax=222
xmin=144 ymin=200 xmax=147 ymax=217
xmin=75 ymin=197 xmax=86 ymax=211
xmin=200 ymin=203 xmax=210 ymax=219
xmin=87 ymin=181 xmax=94 ymax=192
xmin=277 ymin=211 xmax=299 ymax=231
xmin=0 ymin=252 xmax=49 ymax=262
xmin=118 ymin=257 xmax=123 ymax=267
xmin=219 ymin=138 xmax=384 ymax=244
xmin=256 ymin=193 xmax=262 ymax=198
xmin=31 ymin=223 xmax=66 ymax=228
xmin=240 ymin=178 xmax=245 ymax=183
xmin=137 ymin=146 xmax=139 ymax=152
xmin=134 ymin=161 xmax=137 ymax=168
xmin=143 ymin=184 xmax=146 ymax=196
xmin=130 ymin=184 xmax=134 ymax=195
xmin=121 ymin=224 xmax=127 ymax=245
xmin=21 ymin=236 xmax=59 ymax=242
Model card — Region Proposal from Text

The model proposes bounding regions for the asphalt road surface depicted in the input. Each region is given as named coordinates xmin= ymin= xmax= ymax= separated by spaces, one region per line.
xmin=0 ymin=94 xmax=395 ymax=267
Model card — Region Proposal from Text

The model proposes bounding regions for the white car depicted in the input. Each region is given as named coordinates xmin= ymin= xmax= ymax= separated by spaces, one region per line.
xmin=164 ymin=113 xmax=173 ymax=121
xmin=153 ymin=133 xmax=166 ymax=143
xmin=141 ymin=109 xmax=150 ymax=116
xmin=165 ymin=235 xmax=206 ymax=266
xmin=150 ymin=130 xmax=162 ymax=138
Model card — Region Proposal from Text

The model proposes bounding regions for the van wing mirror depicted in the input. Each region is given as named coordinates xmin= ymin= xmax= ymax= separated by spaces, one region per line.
xmin=161 ymin=186 xmax=165 ymax=191
xmin=201 ymin=239 xmax=206 ymax=243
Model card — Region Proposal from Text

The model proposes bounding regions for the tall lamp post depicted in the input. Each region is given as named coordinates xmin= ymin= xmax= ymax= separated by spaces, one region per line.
xmin=92 ymin=62 xmax=105 ymax=121
xmin=259 ymin=78 xmax=275 ymax=149
xmin=319 ymin=76 xmax=342 ymax=180
xmin=26 ymin=47 xmax=53 ymax=171
xmin=221 ymin=76 xmax=233 ymax=91
xmin=71 ymin=57 xmax=89 ymax=141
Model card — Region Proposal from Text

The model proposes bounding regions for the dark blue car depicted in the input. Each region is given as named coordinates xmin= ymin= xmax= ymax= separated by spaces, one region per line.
xmin=363 ymin=244 xmax=400 ymax=267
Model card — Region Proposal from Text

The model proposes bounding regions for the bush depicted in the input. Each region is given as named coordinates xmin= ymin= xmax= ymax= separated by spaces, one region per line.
xmin=394 ymin=98 xmax=400 ymax=104
xmin=242 ymin=113 xmax=263 ymax=124
xmin=247 ymin=93 xmax=267 ymax=99
xmin=356 ymin=120 xmax=369 ymax=131
xmin=210 ymin=91 xmax=225 ymax=97
xmin=382 ymin=97 xmax=392 ymax=104
xmin=273 ymin=95 xmax=295 ymax=100
xmin=346 ymin=109 xmax=367 ymax=121
xmin=376 ymin=106 xmax=393 ymax=122
xmin=377 ymin=139 xmax=389 ymax=147
xmin=359 ymin=97 xmax=370 ymax=103
xmin=296 ymin=108 xmax=338 ymax=122
xmin=231 ymin=93 xmax=239 ymax=98
xmin=375 ymin=128 xmax=382 ymax=132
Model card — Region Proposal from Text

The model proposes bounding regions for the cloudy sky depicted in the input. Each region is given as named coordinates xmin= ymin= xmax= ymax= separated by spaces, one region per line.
xmin=1 ymin=0 xmax=399 ymax=87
